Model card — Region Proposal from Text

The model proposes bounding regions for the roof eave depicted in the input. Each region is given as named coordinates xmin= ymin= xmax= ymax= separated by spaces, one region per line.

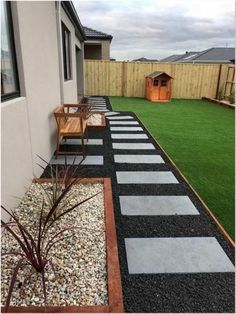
xmin=86 ymin=35 xmax=113 ymax=41
xmin=61 ymin=1 xmax=87 ymax=41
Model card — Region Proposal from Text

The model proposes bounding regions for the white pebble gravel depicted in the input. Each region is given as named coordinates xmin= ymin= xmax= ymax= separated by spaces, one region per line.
xmin=1 ymin=182 xmax=108 ymax=307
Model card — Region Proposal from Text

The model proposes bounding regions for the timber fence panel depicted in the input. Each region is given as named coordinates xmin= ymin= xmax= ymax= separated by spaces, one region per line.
xmin=84 ymin=60 xmax=230 ymax=99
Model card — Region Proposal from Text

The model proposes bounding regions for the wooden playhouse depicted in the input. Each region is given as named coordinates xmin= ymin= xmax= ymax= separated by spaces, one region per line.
xmin=146 ymin=71 xmax=173 ymax=102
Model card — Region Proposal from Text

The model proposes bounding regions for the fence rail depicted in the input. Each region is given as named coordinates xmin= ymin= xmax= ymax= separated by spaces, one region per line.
xmin=84 ymin=60 xmax=230 ymax=99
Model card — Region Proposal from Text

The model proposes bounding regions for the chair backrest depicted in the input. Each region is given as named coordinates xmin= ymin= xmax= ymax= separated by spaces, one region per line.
xmin=54 ymin=105 xmax=67 ymax=129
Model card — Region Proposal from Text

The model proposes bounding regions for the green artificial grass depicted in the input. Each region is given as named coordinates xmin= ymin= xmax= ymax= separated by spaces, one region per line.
xmin=110 ymin=97 xmax=235 ymax=239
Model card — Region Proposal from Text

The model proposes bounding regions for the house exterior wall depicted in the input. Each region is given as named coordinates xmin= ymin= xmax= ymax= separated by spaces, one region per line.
xmin=1 ymin=1 xmax=84 ymax=219
xmin=84 ymin=44 xmax=102 ymax=59
xmin=84 ymin=40 xmax=110 ymax=60
xmin=60 ymin=6 xmax=79 ymax=103
xmin=101 ymin=40 xmax=110 ymax=60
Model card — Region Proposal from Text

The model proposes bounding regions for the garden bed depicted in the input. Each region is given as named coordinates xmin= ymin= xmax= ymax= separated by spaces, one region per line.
xmin=202 ymin=97 xmax=235 ymax=109
xmin=1 ymin=178 xmax=123 ymax=313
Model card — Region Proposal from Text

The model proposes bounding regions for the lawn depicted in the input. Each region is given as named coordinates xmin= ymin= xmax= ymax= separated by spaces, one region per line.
xmin=110 ymin=97 xmax=235 ymax=239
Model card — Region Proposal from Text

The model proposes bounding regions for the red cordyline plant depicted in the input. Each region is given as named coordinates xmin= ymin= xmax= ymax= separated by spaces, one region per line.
xmin=1 ymin=155 xmax=99 ymax=312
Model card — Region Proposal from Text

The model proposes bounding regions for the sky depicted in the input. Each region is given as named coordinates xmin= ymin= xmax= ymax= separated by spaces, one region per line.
xmin=74 ymin=0 xmax=235 ymax=61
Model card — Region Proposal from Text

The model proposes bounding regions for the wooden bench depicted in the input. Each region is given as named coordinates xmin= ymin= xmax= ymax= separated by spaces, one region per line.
xmin=54 ymin=104 xmax=91 ymax=158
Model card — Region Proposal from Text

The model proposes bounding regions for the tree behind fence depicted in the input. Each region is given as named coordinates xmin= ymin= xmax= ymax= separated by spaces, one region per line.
xmin=84 ymin=60 xmax=229 ymax=99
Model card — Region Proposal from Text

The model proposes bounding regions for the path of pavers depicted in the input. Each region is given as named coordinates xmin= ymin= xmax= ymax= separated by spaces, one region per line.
xmin=87 ymin=96 xmax=110 ymax=112
xmin=43 ymin=97 xmax=234 ymax=312
xmin=106 ymin=106 xmax=234 ymax=312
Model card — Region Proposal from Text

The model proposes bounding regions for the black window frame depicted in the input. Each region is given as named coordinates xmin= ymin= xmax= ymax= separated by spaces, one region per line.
xmin=1 ymin=1 xmax=20 ymax=102
xmin=61 ymin=22 xmax=72 ymax=81
xmin=161 ymin=80 xmax=167 ymax=86
xmin=153 ymin=79 xmax=159 ymax=86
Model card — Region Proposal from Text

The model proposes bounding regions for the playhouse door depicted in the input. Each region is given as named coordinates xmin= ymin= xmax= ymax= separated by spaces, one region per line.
xmin=160 ymin=80 xmax=168 ymax=100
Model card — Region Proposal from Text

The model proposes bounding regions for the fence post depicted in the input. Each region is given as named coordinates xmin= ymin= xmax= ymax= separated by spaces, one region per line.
xmin=215 ymin=64 xmax=222 ymax=99
xmin=122 ymin=61 xmax=127 ymax=97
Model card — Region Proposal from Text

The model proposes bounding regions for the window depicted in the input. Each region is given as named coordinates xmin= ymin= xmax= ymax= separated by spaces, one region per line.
xmin=161 ymin=80 xmax=167 ymax=86
xmin=1 ymin=1 xmax=20 ymax=101
xmin=153 ymin=79 xmax=158 ymax=86
xmin=61 ymin=22 xmax=71 ymax=80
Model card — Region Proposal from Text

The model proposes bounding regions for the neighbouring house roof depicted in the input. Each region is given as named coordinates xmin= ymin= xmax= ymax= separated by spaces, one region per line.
xmin=83 ymin=26 xmax=113 ymax=41
xmin=132 ymin=57 xmax=158 ymax=62
xmin=160 ymin=48 xmax=235 ymax=63
xmin=146 ymin=71 xmax=173 ymax=79
xmin=186 ymin=47 xmax=235 ymax=63
xmin=160 ymin=52 xmax=200 ymax=62
xmin=160 ymin=54 xmax=183 ymax=62
xmin=61 ymin=1 xmax=86 ymax=41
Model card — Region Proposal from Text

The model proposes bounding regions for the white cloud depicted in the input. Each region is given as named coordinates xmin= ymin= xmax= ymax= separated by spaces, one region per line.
xmin=74 ymin=0 xmax=235 ymax=60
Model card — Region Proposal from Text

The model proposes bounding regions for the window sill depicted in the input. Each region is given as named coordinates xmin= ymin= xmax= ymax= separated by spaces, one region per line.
xmin=1 ymin=96 xmax=26 ymax=108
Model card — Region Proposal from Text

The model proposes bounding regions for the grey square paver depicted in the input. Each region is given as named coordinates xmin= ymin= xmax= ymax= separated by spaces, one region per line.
xmin=107 ymin=116 xmax=134 ymax=120
xmin=120 ymin=195 xmax=199 ymax=215
xmin=105 ymin=112 xmax=120 ymax=116
xmin=50 ymin=155 xmax=103 ymax=165
xmin=110 ymin=127 xmax=143 ymax=131
xmin=91 ymin=105 xmax=107 ymax=107
xmin=116 ymin=171 xmax=178 ymax=184
xmin=61 ymin=139 xmax=103 ymax=145
xmin=109 ymin=121 xmax=139 ymax=125
xmin=112 ymin=143 xmax=155 ymax=150
xmin=111 ymin=133 xmax=148 ymax=139
xmin=125 ymin=237 xmax=235 ymax=274
xmin=114 ymin=154 xmax=164 ymax=163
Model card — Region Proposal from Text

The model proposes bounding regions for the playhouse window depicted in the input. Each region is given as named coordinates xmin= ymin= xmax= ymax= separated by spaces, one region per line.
xmin=153 ymin=79 xmax=158 ymax=86
xmin=161 ymin=80 xmax=167 ymax=86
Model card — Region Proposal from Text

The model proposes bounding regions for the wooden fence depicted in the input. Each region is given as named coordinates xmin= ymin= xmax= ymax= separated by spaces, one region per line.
xmin=84 ymin=60 xmax=231 ymax=99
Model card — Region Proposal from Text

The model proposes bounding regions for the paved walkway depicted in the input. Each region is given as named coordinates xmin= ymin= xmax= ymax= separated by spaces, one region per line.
xmin=45 ymin=96 xmax=235 ymax=313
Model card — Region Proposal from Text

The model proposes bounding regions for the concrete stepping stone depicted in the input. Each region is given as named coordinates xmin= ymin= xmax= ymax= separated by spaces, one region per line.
xmin=88 ymin=98 xmax=104 ymax=100
xmin=91 ymin=107 xmax=107 ymax=109
xmin=107 ymin=116 xmax=134 ymax=120
xmin=61 ymin=139 xmax=103 ymax=145
xmin=125 ymin=237 xmax=235 ymax=274
xmin=111 ymin=133 xmax=148 ymax=139
xmin=50 ymin=155 xmax=103 ymax=165
xmin=90 ymin=103 xmax=106 ymax=106
xmin=91 ymin=108 xmax=109 ymax=112
xmin=111 ymin=127 xmax=143 ymax=131
xmin=110 ymin=121 xmax=139 ymax=125
xmin=90 ymin=103 xmax=106 ymax=105
xmin=116 ymin=171 xmax=178 ymax=184
xmin=90 ymin=105 xmax=106 ymax=107
xmin=114 ymin=154 xmax=164 ymax=163
xmin=119 ymin=195 xmax=199 ymax=215
xmin=105 ymin=112 xmax=120 ymax=116
xmin=112 ymin=143 xmax=155 ymax=150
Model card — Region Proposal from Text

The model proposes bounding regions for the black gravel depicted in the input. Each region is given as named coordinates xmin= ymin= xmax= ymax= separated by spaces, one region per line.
xmin=42 ymin=99 xmax=235 ymax=313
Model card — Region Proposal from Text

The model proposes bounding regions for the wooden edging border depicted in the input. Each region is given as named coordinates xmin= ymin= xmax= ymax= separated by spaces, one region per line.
xmin=202 ymin=96 xmax=235 ymax=109
xmin=140 ymin=119 xmax=235 ymax=248
xmin=4 ymin=178 xmax=124 ymax=313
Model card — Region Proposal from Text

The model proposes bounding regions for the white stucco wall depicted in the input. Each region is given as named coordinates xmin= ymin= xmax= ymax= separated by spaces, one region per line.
xmin=60 ymin=7 xmax=78 ymax=103
xmin=1 ymin=1 xmax=61 ymax=216
xmin=2 ymin=1 xmax=85 ymax=217
xmin=1 ymin=98 xmax=33 ymax=213
xmin=15 ymin=1 xmax=61 ymax=175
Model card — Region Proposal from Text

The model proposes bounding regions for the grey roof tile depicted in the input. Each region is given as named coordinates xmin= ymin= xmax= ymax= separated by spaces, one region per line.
xmin=83 ymin=26 xmax=113 ymax=40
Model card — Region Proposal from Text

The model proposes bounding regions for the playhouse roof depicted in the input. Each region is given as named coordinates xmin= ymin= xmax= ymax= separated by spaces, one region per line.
xmin=146 ymin=71 xmax=173 ymax=79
